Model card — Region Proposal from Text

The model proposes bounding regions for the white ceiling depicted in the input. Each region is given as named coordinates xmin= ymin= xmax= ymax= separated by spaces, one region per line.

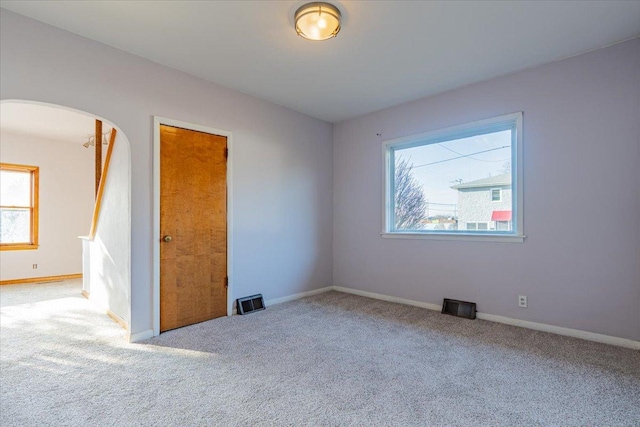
xmin=0 ymin=103 xmax=112 ymax=144
xmin=1 ymin=1 xmax=639 ymax=123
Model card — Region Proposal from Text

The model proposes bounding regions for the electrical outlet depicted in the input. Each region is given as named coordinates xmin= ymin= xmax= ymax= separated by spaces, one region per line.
xmin=32 ymin=264 xmax=38 ymax=269
xmin=518 ymin=295 xmax=527 ymax=308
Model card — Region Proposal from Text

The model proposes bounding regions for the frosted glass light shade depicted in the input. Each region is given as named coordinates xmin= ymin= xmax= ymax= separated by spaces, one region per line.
xmin=295 ymin=2 xmax=341 ymax=41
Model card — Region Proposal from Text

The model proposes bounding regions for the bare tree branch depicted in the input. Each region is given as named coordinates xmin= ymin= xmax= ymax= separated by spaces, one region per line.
xmin=395 ymin=158 xmax=427 ymax=230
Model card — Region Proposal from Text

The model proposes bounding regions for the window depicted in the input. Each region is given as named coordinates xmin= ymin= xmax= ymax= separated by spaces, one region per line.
xmin=0 ymin=163 xmax=39 ymax=250
xmin=496 ymin=220 xmax=511 ymax=231
xmin=466 ymin=222 xmax=489 ymax=231
xmin=383 ymin=112 xmax=523 ymax=242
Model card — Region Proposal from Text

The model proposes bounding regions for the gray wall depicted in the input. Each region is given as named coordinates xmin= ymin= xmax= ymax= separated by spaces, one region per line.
xmin=0 ymin=10 xmax=334 ymax=336
xmin=333 ymin=38 xmax=640 ymax=341
xmin=2 ymin=9 xmax=638 ymax=343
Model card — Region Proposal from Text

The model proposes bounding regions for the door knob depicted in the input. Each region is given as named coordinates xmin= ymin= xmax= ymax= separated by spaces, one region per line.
xmin=163 ymin=235 xmax=173 ymax=242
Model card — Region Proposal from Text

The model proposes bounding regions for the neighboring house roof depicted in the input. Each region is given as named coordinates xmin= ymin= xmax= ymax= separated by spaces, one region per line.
xmin=451 ymin=174 xmax=511 ymax=189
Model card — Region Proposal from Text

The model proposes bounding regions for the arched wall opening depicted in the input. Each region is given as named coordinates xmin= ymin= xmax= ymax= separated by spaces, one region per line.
xmin=0 ymin=99 xmax=132 ymax=334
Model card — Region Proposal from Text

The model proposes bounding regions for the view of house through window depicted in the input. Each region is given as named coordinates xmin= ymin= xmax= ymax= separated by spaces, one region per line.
xmin=0 ymin=163 xmax=39 ymax=249
xmin=386 ymin=113 xmax=522 ymax=237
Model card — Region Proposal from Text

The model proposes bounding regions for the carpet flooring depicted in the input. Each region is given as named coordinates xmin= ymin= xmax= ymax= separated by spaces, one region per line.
xmin=1 ymin=281 xmax=639 ymax=426
xmin=0 ymin=279 xmax=82 ymax=307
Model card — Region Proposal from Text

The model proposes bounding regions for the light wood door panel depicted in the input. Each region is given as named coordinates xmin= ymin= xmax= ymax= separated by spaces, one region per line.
xmin=160 ymin=125 xmax=227 ymax=332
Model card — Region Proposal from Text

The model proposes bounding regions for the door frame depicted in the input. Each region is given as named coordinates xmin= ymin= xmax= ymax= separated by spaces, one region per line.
xmin=152 ymin=116 xmax=233 ymax=337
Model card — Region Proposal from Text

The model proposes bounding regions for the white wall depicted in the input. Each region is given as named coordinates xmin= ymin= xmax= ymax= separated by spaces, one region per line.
xmin=0 ymin=131 xmax=94 ymax=280
xmin=333 ymin=39 xmax=640 ymax=341
xmin=86 ymin=131 xmax=130 ymax=324
xmin=0 ymin=10 xmax=334 ymax=336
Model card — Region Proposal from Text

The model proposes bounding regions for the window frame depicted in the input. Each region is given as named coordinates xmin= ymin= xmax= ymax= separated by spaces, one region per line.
xmin=381 ymin=112 xmax=524 ymax=243
xmin=0 ymin=163 xmax=39 ymax=251
xmin=491 ymin=188 xmax=502 ymax=202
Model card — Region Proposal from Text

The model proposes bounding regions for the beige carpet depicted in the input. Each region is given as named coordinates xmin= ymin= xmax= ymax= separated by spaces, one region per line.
xmin=0 ymin=279 xmax=82 ymax=307
xmin=1 ymin=281 xmax=639 ymax=426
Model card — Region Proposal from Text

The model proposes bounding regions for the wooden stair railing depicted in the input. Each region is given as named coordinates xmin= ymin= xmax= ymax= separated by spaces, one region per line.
xmin=89 ymin=127 xmax=117 ymax=240
xmin=95 ymin=120 xmax=102 ymax=198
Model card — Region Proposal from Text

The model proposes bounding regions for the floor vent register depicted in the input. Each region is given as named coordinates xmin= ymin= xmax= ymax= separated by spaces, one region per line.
xmin=236 ymin=294 xmax=265 ymax=315
xmin=441 ymin=298 xmax=477 ymax=320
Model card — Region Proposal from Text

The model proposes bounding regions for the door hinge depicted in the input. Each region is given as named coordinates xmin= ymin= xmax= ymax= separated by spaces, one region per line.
xmin=224 ymin=276 xmax=228 ymax=288
xmin=224 ymin=147 xmax=228 ymax=159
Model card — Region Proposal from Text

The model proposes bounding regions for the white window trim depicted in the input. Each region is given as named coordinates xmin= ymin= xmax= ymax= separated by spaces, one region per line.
xmin=491 ymin=188 xmax=502 ymax=202
xmin=381 ymin=112 xmax=525 ymax=243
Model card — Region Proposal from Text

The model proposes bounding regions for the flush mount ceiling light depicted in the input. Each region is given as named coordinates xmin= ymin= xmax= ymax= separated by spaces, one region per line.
xmin=295 ymin=2 xmax=341 ymax=41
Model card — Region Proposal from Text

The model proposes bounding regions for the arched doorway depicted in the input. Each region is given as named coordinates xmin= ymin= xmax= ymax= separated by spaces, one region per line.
xmin=0 ymin=100 xmax=132 ymax=337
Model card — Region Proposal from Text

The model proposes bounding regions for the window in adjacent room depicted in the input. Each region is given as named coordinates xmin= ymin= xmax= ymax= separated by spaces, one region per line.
xmin=0 ymin=163 xmax=39 ymax=250
xmin=383 ymin=112 xmax=523 ymax=242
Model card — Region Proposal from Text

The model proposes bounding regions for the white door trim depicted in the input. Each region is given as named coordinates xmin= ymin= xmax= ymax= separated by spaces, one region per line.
xmin=152 ymin=116 xmax=234 ymax=337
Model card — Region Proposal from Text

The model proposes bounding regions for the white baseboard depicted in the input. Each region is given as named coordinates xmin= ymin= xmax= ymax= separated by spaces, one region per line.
xmin=132 ymin=284 xmax=639 ymax=350
xmin=128 ymin=329 xmax=154 ymax=343
xmin=475 ymin=312 xmax=640 ymax=350
xmin=333 ymin=286 xmax=442 ymax=311
xmin=332 ymin=286 xmax=640 ymax=351
xmin=265 ymin=286 xmax=333 ymax=307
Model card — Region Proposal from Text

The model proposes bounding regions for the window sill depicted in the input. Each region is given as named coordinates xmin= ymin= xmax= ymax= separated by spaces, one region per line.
xmin=380 ymin=232 xmax=525 ymax=243
xmin=0 ymin=244 xmax=39 ymax=251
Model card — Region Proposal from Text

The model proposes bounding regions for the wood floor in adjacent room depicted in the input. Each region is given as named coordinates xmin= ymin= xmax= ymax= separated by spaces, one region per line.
xmin=1 ymin=280 xmax=639 ymax=426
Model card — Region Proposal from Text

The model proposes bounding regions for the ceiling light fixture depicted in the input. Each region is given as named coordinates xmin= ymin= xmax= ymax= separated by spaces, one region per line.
xmin=83 ymin=132 xmax=110 ymax=148
xmin=295 ymin=2 xmax=341 ymax=41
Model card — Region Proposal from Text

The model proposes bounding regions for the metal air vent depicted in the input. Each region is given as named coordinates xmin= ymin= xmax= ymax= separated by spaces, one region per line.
xmin=442 ymin=298 xmax=477 ymax=320
xmin=236 ymin=294 xmax=265 ymax=315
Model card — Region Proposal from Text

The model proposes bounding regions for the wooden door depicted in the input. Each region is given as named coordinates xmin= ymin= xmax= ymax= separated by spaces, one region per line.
xmin=160 ymin=125 xmax=227 ymax=332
